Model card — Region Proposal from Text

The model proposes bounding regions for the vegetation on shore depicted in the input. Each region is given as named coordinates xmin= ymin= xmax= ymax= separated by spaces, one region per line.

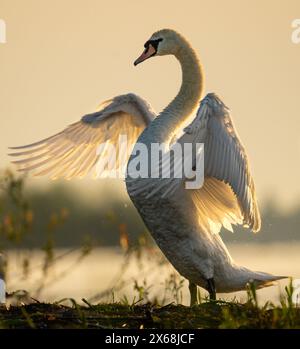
xmin=1 ymin=282 xmax=300 ymax=329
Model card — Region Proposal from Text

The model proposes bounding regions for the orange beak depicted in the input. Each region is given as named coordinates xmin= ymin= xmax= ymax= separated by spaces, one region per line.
xmin=134 ymin=44 xmax=156 ymax=66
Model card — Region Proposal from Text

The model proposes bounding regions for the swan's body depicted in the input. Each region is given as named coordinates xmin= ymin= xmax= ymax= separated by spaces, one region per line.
xmin=9 ymin=29 xmax=285 ymax=303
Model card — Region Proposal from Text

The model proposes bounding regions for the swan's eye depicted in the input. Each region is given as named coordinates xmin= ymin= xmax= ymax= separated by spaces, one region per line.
xmin=144 ymin=38 xmax=163 ymax=47
xmin=144 ymin=38 xmax=163 ymax=54
xmin=144 ymin=38 xmax=163 ymax=48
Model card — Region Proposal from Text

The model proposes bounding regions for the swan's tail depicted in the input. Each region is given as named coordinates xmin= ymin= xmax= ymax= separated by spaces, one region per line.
xmin=250 ymin=271 xmax=288 ymax=289
xmin=222 ymin=265 xmax=289 ymax=292
xmin=240 ymin=267 xmax=288 ymax=289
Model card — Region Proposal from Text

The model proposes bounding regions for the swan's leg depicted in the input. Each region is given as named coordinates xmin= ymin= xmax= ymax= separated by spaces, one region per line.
xmin=207 ymin=278 xmax=216 ymax=300
xmin=189 ymin=281 xmax=198 ymax=306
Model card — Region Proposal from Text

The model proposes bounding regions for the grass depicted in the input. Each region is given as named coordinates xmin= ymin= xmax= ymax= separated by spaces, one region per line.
xmin=0 ymin=281 xmax=300 ymax=329
xmin=0 ymin=300 xmax=300 ymax=329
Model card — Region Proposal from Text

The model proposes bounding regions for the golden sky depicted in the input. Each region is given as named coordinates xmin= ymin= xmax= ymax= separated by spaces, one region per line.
xmin=0 ymin=0 xmax=300 ymax=210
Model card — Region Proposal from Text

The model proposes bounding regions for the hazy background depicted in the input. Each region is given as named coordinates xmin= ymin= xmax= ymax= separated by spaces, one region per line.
xmin=0 ymin=0 xmax=300 ymax=246
xmin=1 ymin=0 xmax=300 ymax=209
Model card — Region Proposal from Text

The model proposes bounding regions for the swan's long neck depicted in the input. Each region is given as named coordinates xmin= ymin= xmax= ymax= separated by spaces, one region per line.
xmin=143 ymin=38 xmax=204 ymax=144
xmin=164 ymin=42 xmax=204 ymax=124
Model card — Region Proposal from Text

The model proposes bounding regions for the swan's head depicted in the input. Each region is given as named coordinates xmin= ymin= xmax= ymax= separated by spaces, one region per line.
xmin=134 ymin=29 xmax=184 ymax=66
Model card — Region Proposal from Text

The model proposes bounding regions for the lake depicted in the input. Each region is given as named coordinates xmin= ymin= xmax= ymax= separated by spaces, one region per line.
xmin=3 ymin=242 xmax=300 ymax=306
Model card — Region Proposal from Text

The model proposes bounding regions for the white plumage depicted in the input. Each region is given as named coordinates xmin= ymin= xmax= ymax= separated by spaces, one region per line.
xmin=9 ymin=29 xmax=285 ymax=304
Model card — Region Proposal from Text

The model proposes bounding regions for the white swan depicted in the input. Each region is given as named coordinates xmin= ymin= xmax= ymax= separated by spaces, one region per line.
xmin=9 ymin=29 xmax=285 ymax=304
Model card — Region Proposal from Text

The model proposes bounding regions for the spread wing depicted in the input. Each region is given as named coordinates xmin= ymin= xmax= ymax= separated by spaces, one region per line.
xmin=9 ymin=93 xmax=155 ymax=179
xmin=184 ymin=93 xmax=261 ymax=233
xmin=140 ymin=93 xmax=260 ymax=234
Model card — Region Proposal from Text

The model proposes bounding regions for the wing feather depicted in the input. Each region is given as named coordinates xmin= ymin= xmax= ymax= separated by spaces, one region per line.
xmin=159 ymin=93 xmax=260 ymax=234
xmin=190 ymin=93 xmax=261 ymax=233
xmin=9 ymin=93 xmax=155 ymax=179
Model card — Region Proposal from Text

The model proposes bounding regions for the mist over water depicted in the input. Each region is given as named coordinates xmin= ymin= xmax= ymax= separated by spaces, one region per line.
xmin=5 ymin=243 xmax=299 ymax=306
